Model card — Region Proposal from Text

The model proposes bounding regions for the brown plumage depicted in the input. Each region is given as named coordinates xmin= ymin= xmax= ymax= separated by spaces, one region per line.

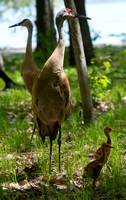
xmin=9 ymin=19 xmax=40 ymax=94
xmin=32 ymin=9 xmax=90 ymax=172
xmin=83 ymin=142 xmax=114 ymax=186
xmin=9 ymin=9 xmax=91 ymax=172
xmin=94 ymin=126 xmax=116 ymax=172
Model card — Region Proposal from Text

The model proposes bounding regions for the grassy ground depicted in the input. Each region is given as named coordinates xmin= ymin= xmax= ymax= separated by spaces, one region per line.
xmin=0 ymin=45 xmax=126 ymax=199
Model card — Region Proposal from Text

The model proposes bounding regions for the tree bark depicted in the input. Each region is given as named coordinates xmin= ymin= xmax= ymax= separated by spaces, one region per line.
xmin=69 ymin=25 xmax=76 ymax=66
xmin=74 ymin=0 xmax=94 ymax=65
xmin=0 ymin=53 xmax=5 ymax=71
xmin=36 ymin=0 xmax=56 ymax=62
xmin=69 ymin=0 xmax=94 ymax=65
xmin=64 ymin=0 xmax=93 ymax=124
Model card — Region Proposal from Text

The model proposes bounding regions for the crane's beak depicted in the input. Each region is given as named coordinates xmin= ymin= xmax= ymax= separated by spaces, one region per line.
xmin=73 ymin=12 xmax=91 ymax=20
xmin=9 ymin=23 xmax=21 ymax=28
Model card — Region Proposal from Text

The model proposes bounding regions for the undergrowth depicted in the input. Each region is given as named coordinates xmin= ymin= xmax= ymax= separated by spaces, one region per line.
xmin=0 ymin=45 xmax=126 ymax=199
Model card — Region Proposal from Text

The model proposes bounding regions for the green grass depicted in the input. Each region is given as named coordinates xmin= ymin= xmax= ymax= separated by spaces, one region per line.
xmin=0 ymin=46 xmax=126 ymax=199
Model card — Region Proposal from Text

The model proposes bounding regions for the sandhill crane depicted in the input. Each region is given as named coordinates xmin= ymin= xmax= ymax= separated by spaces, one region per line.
xmin=94 ymin=126 xmax=116 ymax=173
xmin=9 ymin=8 xmax=91 ymax=172
xmin=9 ymin=19 xmax=40 ymax=94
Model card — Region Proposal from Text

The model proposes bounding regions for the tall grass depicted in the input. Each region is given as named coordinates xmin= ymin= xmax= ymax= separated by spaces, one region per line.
xmin=0 ymin=49 xmax=126 ymax=199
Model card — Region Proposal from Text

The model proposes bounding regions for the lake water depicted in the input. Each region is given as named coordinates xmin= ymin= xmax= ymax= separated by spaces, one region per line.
xmin=1 ymin=0 xmax=126 ymax=49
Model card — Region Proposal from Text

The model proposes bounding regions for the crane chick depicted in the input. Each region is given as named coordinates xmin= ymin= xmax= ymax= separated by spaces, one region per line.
xmin=83 ymin=143 xmax=114 ymax=186
xmin=94 ymin=126 xmax=116 ymax=173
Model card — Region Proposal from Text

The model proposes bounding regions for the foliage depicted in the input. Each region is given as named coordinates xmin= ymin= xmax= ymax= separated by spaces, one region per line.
xmin=110 ymin=33 xmax=126 ymax=42
xmin=0 ymin=0 xmax=61 ymax=18
xmin=89 ymin=57 xmax=111 ymax=100
xmin=0 ymin=0 xmax=34 ymax=18
xmin=91 ymin=29 xmax=101 ymax=42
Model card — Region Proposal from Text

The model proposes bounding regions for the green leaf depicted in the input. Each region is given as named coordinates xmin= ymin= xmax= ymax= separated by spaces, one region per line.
xmin=103 ymin=61 xmax=111 ymax=69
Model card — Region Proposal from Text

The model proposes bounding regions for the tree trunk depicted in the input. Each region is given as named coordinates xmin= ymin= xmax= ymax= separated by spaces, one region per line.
xmin=69 ymin=25 xmax=76 ymax=66
xmin=36 ymin=0 xmax=56 ymax=63
xmin=0 ymin=54 xmax=5 ymax=71
xmin=69 ymin=0 xmax=94 ymax=65
xmin=74 ymin=0 xmax=94 ymax=65
xmin=64 ymin=0 xmax=93 ymax=124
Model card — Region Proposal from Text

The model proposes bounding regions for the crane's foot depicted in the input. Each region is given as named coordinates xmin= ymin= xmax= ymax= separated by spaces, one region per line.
xmin=58 ymin=126 xmax=61 ymax=171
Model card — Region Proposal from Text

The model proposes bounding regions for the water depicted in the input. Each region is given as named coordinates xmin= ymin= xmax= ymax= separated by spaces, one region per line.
xmin=86 ymin=0 xmax=126 ymax=45
xmin=0 ymin=0 xmax=126 ymax=49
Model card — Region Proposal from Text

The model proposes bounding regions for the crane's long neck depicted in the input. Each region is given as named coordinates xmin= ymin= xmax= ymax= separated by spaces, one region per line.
xmin=24 ymin=25 xmax=33 ymax=61
xmin=43 ymin=18 xmax=65 ymax=72
xmin=56 ymin=20 xmax=65 ymax=65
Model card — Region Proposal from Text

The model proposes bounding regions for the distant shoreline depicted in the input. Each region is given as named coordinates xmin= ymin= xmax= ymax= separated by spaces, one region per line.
xmin=1 ymin=43 xmax=126 ymax=56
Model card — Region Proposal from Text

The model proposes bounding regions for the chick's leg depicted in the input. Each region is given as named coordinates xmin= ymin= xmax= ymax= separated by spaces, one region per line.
xmin=106 ymin=163 xmax=112 ymax=174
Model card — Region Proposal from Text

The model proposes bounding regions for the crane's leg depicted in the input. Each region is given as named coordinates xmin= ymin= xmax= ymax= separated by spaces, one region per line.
xmin=93 ymin=178 xmax=97 ymax=189
xmin=48 ymin=126 xmax=53 ymax=174
xmin=30 ymin=122 xmax=36 ymax=142
xmin=58 ymin=125 xmax=61 ymax=171
xmin=49 ymin=135 xmax=53 ymax=173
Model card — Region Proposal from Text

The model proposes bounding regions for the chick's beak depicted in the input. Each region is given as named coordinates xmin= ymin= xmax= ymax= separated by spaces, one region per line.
xmin=111 ymin=129 xmax=117 ymax=132
xmin=109 ymin=146 xmax=114 ymax=148
xmin=73 ymin=11 xmax=91 ymax=20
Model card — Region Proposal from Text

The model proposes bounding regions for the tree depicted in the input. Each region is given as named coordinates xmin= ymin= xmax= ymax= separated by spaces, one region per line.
xmin=74 ymin=0 xmax=94 ymax=65
xmin=64 ymin=0 xmax=93 ymax=124
xmin=69 ymin=0 xmax=94 ymax=65
xmin=35 ymin=0 xmax=56 ymax=63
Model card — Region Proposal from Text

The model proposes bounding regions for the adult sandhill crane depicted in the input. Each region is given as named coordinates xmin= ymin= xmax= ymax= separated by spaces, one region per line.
xmin=9 ymin=19 xmax=40 ymax=94
xmin=32 ymin=8 xmax=91 ymax=172
xmin=94 ymin=126 xmax=116 ymax=173
xmin=10 ymin=9 xmax=91 ymax=172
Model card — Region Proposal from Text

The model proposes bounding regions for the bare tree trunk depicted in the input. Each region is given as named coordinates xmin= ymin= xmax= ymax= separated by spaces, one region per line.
xmin=64 ymin=0 xmax=93 ymax=124
xmin=69 ymin=0 xmax=94 ymax=65
xmin=36 ymin=0 xmax=56 ymax=62
xmin=69 ymin=25 xmax=75 ymax=66
xmin=0 ymin=54 xmax=5 ymax=71
xmin=74 ymin=0 xmax=94 ymax=65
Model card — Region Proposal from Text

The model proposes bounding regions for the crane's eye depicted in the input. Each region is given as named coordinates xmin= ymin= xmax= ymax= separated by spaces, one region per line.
xmin=22 ymin=19 xmax=27 ymax=23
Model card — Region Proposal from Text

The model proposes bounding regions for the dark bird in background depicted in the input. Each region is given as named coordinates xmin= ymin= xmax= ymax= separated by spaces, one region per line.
xmin=83 ymin=142 xmax=114 ymax=186
xmin=94 ymin=126 xmax=116 ymax=173
xmin=9 ymin=8 xmax=91 ymax=173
